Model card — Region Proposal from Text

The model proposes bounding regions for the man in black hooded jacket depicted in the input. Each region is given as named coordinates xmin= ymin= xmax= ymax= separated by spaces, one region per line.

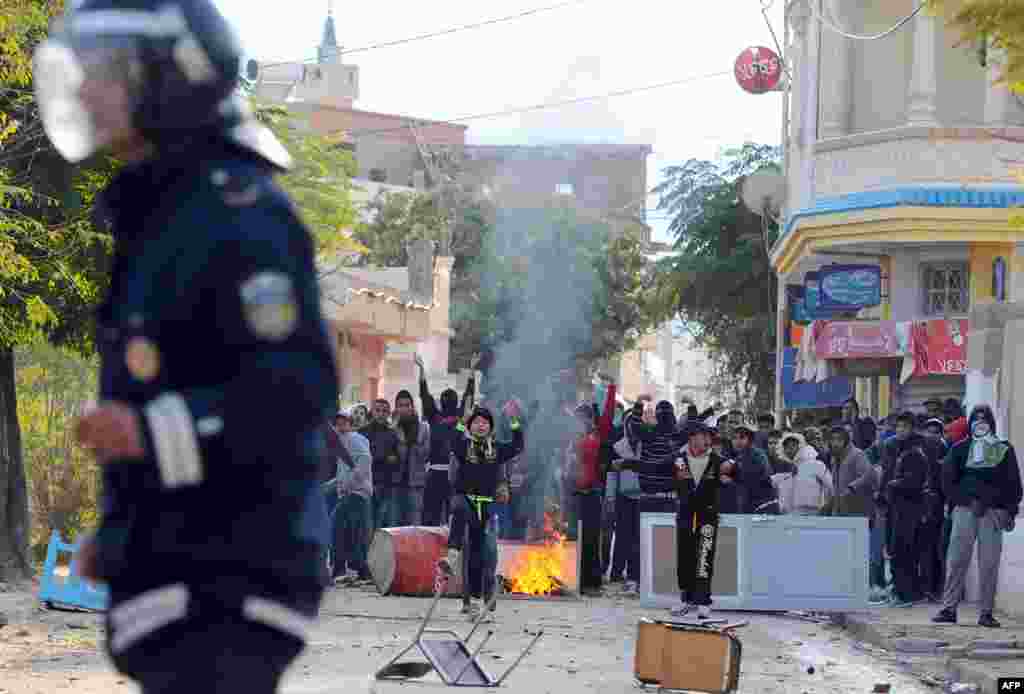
xmin=881 ymin=417 xmax=929 ymax=606
xmin=416 ymin=355 xmax=475 ymax=526
xmin=934 ymin=405 xmax=1022 ymax=628
xmin=621 ymin=421 xmax=724 ymax=619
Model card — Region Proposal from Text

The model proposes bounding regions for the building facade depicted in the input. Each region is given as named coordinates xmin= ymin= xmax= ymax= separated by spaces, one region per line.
xmin=773 ymin=0 xmax=1024 ymax=617
xmin=773 ymin=0 xmax=1024 ymax=421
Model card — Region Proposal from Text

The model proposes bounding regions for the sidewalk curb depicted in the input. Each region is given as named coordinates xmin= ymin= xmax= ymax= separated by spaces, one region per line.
xmin=841 ymin=613 xmax=1023 ymax=694
xmin=947 ymin=659 xmax=999 ymax=694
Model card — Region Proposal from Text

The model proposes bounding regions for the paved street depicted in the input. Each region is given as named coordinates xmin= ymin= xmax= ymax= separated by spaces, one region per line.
xmin=0 ymin=584 xmax=947 ymax=694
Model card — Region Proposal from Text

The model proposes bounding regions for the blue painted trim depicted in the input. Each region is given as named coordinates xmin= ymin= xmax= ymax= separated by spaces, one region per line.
xmin=781 ymin=186 xmax=1024 ymax=241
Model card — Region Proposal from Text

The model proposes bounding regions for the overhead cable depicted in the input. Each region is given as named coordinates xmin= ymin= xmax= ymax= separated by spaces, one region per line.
xmin=343 ymin=70 xmax=734 ymax=138
xmin=808 ymin=0 xmax=925 ymax=41
xmin=260 ymin=0 xmax=591 ymax=68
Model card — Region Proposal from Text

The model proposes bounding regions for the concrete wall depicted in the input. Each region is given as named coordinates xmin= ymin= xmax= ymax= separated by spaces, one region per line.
xmin=849 ymin=1 xmax=912 ymax=134
xmin=962 ymin=302 xmax=1024 ymax=617
xmin=459 ymin=145 xmax=651 ymax=221
xmin=936 ymin=19 xmax=986 ymax=125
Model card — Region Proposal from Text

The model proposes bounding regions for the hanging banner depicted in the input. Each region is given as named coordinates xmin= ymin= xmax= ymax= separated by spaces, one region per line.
xmin=911 ymin=319 xmax=968 ymax=376
xmin=781 ymin=347 xmax=853 ymax=409
xmin=787 ymin=285 xmax=810 ymax=324
xmin=819 ymin=264 xmax=882 ymax=311
xmin=804 ymin=271 xmax=822 ymax=317
xmin=815 ymin=321 xmax=911 ymax=360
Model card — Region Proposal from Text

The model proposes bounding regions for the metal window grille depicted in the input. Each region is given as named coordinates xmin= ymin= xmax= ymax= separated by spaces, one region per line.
xmin=922 ymin=263 xmax=970 ymax=316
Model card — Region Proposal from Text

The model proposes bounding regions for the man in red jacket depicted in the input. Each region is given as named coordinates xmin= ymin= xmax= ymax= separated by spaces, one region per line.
xmin=571 ymin=381 xmax=617 ymax=596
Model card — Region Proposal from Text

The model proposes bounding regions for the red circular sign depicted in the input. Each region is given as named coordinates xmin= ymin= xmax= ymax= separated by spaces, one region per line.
xmin=735 ymin=46 xmax=782 ymax=94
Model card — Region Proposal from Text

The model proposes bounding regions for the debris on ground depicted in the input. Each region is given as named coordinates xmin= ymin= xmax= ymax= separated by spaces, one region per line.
xmin=890 ymin=638 xmax=950 ymax=654
xmin=966 ymin=639 xmax=1017 ymax=650
xmin=964 ymin=648 xmax=1024 ymax=660
xmin=948 ymin=684 xmax=979 ymax=694
xmin=873 ymin=684 xmax=891 ymax=693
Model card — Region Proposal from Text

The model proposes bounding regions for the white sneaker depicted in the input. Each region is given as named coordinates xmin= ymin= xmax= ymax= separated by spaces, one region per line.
xmin=462 ymin=600 xmax=481 ymax=619
xmin=438 ymin=548 xmax=460 ymax=576
xmin=669 ymin=602 xmax=692 ymax=618
xmin=697 ymin=605 xmax=713 ymax=620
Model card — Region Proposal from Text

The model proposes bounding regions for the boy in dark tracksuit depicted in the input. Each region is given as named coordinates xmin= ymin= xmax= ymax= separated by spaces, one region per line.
xmin=623 ymin=421 xmax=724 ymax=619
xmin=438 ymin=407 xmax=523 ymax=620
xmin=416 ymin=356 xmax=476 ymax=526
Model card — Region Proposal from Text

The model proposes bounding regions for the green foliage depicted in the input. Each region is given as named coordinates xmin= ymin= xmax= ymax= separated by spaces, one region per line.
xmin=15 ymin=343 xmax=99 ymax=558
xmin=929 ymin=0 xmax=1024 ymax=93
xmin=466 ymin=201 xmax=656 ymax=377
xmin=352 ymin=185 xmax=496 ymax=369
xmin=650 ymin=143 xmax=782 ymax=410
xmin=353 ymin=184 xmax=656 ymax=376
xmin=0 ymin=0 xmax=113 ymax=355
xmin=352 ymin=189 xmax=451 ymax=267
xmin=256 ymin=105 xmax=364 ymax=259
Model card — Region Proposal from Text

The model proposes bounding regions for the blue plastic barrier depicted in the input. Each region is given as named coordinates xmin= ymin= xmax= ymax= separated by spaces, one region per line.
xmin=37 ymin=530 xmax=109 ymax=612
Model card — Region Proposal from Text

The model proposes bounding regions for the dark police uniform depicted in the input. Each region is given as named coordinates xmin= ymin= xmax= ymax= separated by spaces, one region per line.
xmin=92 ymin=137 xmax=338 ymax=693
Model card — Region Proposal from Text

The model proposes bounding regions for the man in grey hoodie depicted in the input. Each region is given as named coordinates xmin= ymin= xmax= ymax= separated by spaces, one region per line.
xmin=827 ymin=426 xmax=877 ymax=518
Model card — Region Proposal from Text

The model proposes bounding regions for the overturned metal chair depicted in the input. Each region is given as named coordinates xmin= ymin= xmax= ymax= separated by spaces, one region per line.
xmin=375 ymin=576 xmax=544 ymax=687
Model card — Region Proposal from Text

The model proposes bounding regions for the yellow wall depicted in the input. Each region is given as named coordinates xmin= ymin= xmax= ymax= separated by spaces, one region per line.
xmin=969 ymin=242 xmax=1017 ymax=305
xmin=1013 ymin=248 xmax=1024 ymax=302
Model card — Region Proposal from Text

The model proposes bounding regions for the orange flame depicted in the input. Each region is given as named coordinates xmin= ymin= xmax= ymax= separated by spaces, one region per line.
xmin=507 ymin=513 xmax=567 ymax=596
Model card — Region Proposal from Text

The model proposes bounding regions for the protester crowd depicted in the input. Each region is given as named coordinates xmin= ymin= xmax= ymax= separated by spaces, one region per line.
xmin=322 ymin=362 xmax=1021 ymax=627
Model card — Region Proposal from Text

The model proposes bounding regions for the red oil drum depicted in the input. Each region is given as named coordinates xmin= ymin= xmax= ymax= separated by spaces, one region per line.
xmin=367 ymin=526 xmax=462 ymax=596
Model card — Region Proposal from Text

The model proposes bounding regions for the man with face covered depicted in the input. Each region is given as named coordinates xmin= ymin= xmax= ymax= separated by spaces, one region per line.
xmin=49 ymin=2 xmax=339 ymax=690
xmin=934 ymin=405 xmax=1022 ymax=627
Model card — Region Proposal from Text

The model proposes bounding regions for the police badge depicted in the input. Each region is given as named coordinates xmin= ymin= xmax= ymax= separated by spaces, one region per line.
xmin=240 ymin=272 xmax=299 ymax=341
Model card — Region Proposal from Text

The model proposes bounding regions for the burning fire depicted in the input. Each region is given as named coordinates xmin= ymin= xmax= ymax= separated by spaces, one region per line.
xmin=506 ymin=513 xmax=567 ymax=596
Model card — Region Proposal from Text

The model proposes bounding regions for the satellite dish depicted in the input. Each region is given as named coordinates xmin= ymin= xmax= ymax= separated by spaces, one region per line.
xmin=740 ymin=167 xmax=786 ymax=220
xmin=245 ymin=58 xmax=260 ymax=82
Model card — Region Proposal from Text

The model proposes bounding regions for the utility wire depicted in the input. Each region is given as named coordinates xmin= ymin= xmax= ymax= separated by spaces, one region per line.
xmin=809 ymin=0 xmax=925 ymax=41
xmin=260 ymin=0 xmax=591 ymax=68
xmin=343 ymin=69 xmax=734 ymax=138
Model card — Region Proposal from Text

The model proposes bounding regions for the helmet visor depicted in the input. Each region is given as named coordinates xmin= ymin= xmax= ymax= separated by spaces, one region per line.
xmin=33 ymin=27 xmax=141 ymax=163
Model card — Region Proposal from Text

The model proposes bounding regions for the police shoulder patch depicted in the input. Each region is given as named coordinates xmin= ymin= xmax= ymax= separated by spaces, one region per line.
xmin=211 ymin=166 xmax=266 ymax=207
xmin=239 ymin=271 xmax=299 ymax=341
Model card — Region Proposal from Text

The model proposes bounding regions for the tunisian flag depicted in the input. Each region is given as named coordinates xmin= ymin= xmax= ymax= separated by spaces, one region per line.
xmin=912 ymin=319 xmax=968 ymax=377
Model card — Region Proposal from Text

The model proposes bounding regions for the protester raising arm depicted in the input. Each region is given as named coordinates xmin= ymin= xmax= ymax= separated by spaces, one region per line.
xmin=415 ymin=354 xmax=438 ymax=422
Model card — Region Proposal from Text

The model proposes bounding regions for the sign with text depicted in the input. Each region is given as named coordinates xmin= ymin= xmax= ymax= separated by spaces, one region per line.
xmin=803 ymin=272 xmax=843 ymax=320
xmin=912 ymin=319 xmax=968 ymax=376
xmin=734 ymin=46 xmax=783 ymax=94
xmin=787 ymin=285 xmax=811 ymax=324
xmin=819 ymin=264 xmax=882 ymax=311
xmin=815 ymin=321 xmax=911 ymax=360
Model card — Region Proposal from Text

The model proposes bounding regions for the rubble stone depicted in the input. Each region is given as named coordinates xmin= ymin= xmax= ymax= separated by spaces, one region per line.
xmin=964 ymin=648 xmax=1024 ymax=660
xmin=890 ymin=637 xmax=949 ymax=653
xmin=965 ymin=639 xmax=1017 ymax=650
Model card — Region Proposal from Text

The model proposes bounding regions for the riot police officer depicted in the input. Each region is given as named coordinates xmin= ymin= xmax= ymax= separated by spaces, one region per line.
xmin=34 ymin=1 xmax=339 ymax=692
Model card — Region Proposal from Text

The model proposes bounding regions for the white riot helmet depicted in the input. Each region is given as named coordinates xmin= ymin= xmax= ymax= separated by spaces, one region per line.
xmin=33 ymin=0 xmax=289 ymax=168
